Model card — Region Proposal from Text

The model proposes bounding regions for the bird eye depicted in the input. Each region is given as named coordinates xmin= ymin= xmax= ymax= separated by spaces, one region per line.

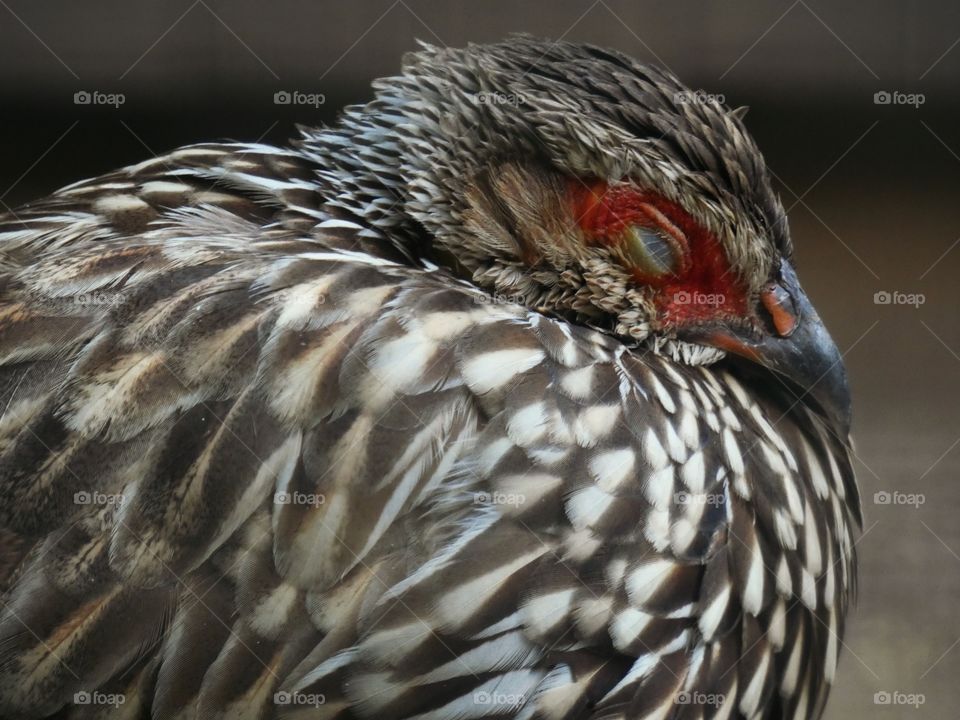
xmin=622 ymin=224 xmax=682 ymax=279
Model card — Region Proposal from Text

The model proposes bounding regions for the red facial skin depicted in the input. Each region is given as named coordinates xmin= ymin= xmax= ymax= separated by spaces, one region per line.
xmin=571 ymin=180 xmax=750 ymax=328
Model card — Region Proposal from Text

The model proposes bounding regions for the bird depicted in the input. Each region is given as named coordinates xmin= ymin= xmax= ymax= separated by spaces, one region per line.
xmin=0 ymin=37 xmax=860 ymax=720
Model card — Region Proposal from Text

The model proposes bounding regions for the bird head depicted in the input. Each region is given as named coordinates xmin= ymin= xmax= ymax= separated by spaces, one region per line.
xmin=301 ymin=37 xmax=851 ymax=433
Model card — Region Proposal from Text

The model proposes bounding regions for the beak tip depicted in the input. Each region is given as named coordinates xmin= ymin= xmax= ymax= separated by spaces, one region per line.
xmin=678 ymin=311 xmax=851 ymax=437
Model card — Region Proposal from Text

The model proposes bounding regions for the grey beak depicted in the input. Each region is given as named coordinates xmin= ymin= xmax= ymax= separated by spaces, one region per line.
xmin=679 ymin=260 xmax=852 ymax=435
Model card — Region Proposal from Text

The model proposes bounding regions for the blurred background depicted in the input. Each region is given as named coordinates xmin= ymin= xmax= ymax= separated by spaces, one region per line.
xmin=1 ymin=1 xmax=957 ymax=717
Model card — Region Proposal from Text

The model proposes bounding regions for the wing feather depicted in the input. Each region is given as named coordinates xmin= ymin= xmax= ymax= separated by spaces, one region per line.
xmin=0 ymin=144 xmax=859 ymax=720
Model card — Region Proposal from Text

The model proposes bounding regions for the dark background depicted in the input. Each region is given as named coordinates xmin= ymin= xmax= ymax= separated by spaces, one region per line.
xmin=2 ymin=1 xmax=958 ymax=717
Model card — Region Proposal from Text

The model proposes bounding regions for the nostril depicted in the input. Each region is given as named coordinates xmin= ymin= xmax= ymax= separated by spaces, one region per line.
xmin=760 ymin=281 xmax=799 ymax=337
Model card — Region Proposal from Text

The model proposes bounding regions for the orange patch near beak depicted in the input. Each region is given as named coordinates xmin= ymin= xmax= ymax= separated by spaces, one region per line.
xmin=760 ymin=282 xmax=799 ymax=338
xmin=699 ymin=329 xmax=761 ymax=362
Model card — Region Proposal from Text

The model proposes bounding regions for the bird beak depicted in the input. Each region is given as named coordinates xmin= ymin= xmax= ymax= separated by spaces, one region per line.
xmin=680 ymin=260 xmax=852 ymax=435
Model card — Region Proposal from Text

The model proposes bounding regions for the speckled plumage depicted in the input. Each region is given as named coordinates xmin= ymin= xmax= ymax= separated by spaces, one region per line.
xmin=0 ymin=38 xmax=858 ymax=720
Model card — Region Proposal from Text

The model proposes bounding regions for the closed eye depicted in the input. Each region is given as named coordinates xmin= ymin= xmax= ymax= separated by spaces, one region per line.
xmin=623 ymin=224 xmax=682 ymax=278
xmin=572 ymin=180 xmax=692 ymax=285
